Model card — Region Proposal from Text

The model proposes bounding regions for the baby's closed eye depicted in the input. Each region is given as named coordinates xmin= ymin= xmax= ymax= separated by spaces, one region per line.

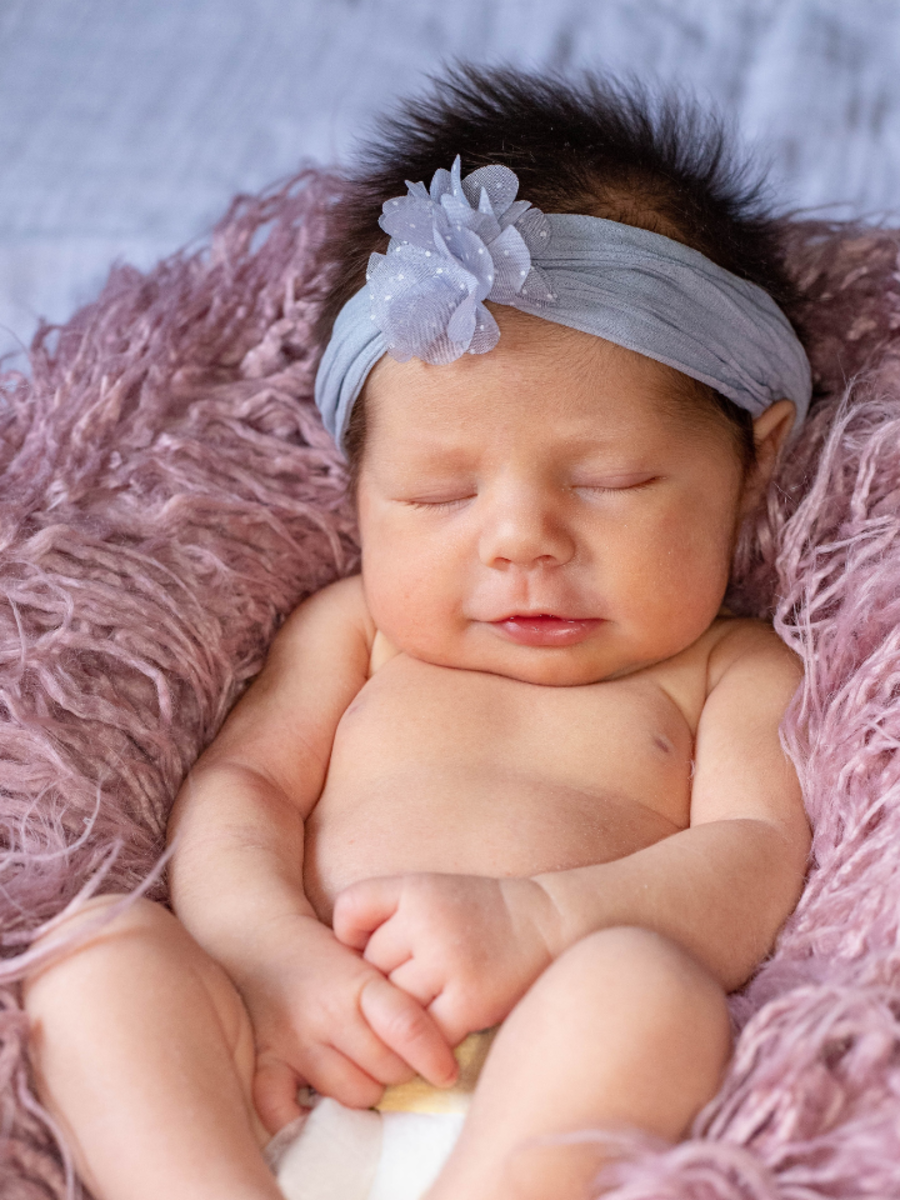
xmin=404 ymin=493 xmax=476 ymax=511
xmin=571 ymin=473 xmax=660 ymax=495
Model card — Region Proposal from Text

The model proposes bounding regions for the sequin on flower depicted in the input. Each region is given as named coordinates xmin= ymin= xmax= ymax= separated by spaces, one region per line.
xmin=366 ymin=156 xmax=555 ymax=364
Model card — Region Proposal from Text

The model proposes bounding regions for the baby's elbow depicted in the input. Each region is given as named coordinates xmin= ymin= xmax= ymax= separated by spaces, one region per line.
xmin=705 ymin=819 xmax=809 ymax=993
xmin=772 ymin=811 xmax=812 ymax=910
xmin=729 ymin=823 xmax=810 ymax=990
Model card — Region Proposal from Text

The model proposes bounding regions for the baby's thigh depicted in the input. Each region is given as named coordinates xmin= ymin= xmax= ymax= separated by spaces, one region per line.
xmin=426 ymin=930 xmax=732 ymax=1198
xmin=541 ymin=925 xmax=730 ymax=1035
xmin=24 ymin=895 xmax=259 ymax=1133
xmin=488 ymin=928 xmax=730 ymax=1121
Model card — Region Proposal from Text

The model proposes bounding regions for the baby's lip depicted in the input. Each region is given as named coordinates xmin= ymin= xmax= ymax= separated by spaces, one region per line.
xmin=490 ymin=614 xmax=604 ymax=648
xmin=492 ymin=610 xmax=597 ymax=623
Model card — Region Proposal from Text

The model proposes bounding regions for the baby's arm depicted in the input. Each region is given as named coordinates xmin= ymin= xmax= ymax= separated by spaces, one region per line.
xmin=334 ymin=624 xmax=809 ymax=1038
xmin=167 ymin=576 xmax=456 ymax=1132
xmin=532 ymin=624 xmax=809 ymax=988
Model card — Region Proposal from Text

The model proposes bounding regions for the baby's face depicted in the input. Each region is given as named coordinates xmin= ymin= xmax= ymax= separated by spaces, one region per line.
xmin=357 ymin=310 xmax=757 ymax=686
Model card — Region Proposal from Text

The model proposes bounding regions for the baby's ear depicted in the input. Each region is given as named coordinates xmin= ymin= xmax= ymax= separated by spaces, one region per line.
xmin=741 ymin=399 xmax=796 ymax=511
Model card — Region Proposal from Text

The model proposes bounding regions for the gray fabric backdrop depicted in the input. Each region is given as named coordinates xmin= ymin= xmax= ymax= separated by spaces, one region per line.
xmin=2 ymin=0 xmax=899 ymax=363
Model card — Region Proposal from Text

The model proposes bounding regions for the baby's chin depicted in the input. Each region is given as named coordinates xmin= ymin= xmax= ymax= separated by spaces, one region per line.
xmin=401 ymin=636 xmax=648 ymax=688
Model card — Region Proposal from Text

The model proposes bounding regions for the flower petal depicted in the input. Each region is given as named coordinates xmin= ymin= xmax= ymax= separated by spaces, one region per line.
xmin=440 ymin=224 xmax=495 ymax=298
xmin=380 ymin=195 xmax=440 ymax=249
xmin=449 ymin=154 xmax=465 ymax=199
xmin=488 ymin=225 xmax=532 ymax=302
xmin=446 ymin=292 xmax=478 ymax=345
xmin=440 ymin=192 xmax=500 ymax=245
xmin=460 ymin=163 xmax=520 ymax=216
xmin=429 ymin=167 xmax=453 ymax=203
xmin=515 ymin=207 xmax=553 ymax=253
xmin=517 ymin=262 xmax=557 ymax=305
xmin=498 ymin=199 xmax=532 ymax=230
xmin=369 ymin=157 xmax=554 ymax=363
xmin=468 ymin=303 xmax=500 ymax=354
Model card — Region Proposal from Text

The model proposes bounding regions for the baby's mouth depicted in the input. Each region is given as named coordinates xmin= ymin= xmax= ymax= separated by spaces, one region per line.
xmin=492 ymin=614 xmax=603 ymax=648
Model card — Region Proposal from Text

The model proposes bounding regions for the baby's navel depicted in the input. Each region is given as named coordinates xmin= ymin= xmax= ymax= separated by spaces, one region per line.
xmin=653 ymin=734 xmax=673 ymax=755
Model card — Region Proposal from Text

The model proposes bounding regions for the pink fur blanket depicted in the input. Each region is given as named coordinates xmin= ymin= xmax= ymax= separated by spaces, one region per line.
xmin=1 ymin=170 xmax=900 ymax=1199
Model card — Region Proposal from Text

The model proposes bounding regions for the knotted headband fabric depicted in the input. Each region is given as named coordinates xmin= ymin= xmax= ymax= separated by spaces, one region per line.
xmin=315 ymin=158 xmax=812 ymax=452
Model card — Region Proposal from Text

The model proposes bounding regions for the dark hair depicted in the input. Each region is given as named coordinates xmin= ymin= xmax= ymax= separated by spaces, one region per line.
xmin=315 ymin=64 xmax=803 ymax=484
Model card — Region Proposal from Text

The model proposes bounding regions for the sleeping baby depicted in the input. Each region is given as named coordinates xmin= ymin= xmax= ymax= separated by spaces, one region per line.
xmin=24 ymin=66 xmax=811 ymax=1200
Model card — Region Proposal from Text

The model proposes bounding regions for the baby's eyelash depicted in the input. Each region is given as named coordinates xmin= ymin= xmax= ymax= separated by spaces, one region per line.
xmin=574 ymin=477 xmax=658 ymax=494
xmin=405 ymin=496 xmax=473 ymax=511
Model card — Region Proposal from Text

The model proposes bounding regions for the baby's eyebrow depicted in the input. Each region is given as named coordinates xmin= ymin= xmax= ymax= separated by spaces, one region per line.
xmin=384 ymin=443 xmax=478 ymax=471
xmin=372 ymin=458 xmax=475 ymax=494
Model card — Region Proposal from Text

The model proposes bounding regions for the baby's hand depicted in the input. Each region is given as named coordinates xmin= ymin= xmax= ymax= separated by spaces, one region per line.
xmin=232 ymin=913 xmax=457 ymax=1133
xmin=332 ymin=873 xmax=559 ymax=1044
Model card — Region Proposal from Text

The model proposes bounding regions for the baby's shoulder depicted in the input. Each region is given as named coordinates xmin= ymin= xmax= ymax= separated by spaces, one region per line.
xmin=648 ymin=618 xmax=798 ymax=733
xmin=705 ymin=616 xmax=803 ymax=694
xmin=303 ymin=577 xmax=399 ymax=677
xmin=265 ymin=573 xmax=374 ymax=673
xmin=284 ymin=573 xmax=370 ymax=632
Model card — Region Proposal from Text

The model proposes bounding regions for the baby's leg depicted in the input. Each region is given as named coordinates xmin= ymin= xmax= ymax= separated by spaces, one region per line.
xmin=24 ymin=895 xmax=282 ymax=1200
xmin=426 ymin=926 xmax=731 ymax=1200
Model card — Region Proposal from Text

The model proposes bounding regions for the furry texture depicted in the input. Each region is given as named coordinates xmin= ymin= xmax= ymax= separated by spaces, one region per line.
xmin=1 ymin=176 xmax=900 ymax=1196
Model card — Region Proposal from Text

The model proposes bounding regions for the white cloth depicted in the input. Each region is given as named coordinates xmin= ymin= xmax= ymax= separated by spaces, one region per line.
xmin=271 ymin=1097 xmax=466 ymax=1200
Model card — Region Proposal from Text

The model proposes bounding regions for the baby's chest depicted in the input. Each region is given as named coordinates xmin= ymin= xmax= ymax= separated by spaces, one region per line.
xmin=329 ymin=656 xmax=695 ymax=827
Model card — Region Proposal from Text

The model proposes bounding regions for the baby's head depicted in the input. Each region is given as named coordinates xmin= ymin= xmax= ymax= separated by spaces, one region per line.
xmin=314 ymin=66 xmax=811 ymax=685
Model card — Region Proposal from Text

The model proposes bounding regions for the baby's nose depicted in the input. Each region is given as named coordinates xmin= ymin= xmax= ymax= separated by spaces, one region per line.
xmin=477 ymin=490 xmax=576 ymax=569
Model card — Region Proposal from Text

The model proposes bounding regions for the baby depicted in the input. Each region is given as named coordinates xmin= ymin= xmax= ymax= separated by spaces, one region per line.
xmin=24 ymin=67 xmax=811 ymax=1200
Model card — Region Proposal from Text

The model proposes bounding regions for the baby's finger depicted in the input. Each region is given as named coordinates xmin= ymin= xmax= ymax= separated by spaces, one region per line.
xmin=359 ymin=974 xmax=458 ymax=1089
xmin=361 ymin=916 xmax=415 ymax=975
xmin=332 ymin=877 xmax=402 ymax=950
xmin=384 ymin=957 xmax=440 ymax=1008
xmin=301 ymin=1041 xmax=386 ymax=1111
xmin=326 ymin=1005 xmax=420 ymax=1089
xmin=427 ymin=986 xmax=484 ymax=1048
xmin=253 ymin=1056 xmax=306 ymax=1135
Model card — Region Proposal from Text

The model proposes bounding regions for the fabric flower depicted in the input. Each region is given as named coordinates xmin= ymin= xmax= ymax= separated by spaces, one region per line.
xmin=366 ymin=156 xmax=555 ymax=364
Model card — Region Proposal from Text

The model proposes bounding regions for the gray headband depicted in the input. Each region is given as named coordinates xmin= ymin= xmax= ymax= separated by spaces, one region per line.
xmin=315 ymin=157 xmax=811 ymax=451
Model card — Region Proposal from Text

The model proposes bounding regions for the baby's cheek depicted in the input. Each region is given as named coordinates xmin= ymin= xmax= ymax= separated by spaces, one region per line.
xmin=629 ymin=545 xmax=727 ymax=648
xmin=364 ymin=562 xmax=460 ymax=657
xmin=656 ymin=502 xmax=734 ymax=587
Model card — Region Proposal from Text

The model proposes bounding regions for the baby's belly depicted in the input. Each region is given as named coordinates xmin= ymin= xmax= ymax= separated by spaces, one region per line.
xmin=304 ymin=772 xmax=681 ymax=922
xmin=303 ymin=656 xmax=692 ymax=923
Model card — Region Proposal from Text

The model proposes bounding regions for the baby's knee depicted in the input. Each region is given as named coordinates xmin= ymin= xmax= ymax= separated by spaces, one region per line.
xmin=24 ymin=895 xmax=206 ymax=1016
xmin=27 ymin=892 xmax=175 ymax=963
xmin=539 ymin=927 xmax=731 ymax=1051
xmin=23 ymin=896 xmax=155 ymax=1036
xmin=25 ymin=894 xmax=253 ymax=1081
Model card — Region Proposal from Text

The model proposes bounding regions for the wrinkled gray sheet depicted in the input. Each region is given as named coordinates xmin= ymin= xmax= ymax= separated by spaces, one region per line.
xmin=2 ymin=0 xmax=899 ymax=362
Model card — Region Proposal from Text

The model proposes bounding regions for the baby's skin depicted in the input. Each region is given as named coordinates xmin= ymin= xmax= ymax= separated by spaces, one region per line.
xmin=24 ymin=310 xmax=810 ymax=1200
